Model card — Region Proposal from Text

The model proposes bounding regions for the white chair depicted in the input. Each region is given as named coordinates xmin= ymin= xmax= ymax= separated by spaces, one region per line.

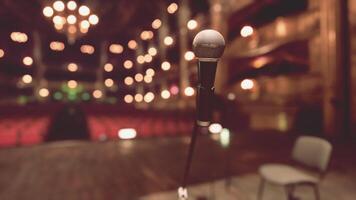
xmin=258 ymin=136 xmax=332 ymax=200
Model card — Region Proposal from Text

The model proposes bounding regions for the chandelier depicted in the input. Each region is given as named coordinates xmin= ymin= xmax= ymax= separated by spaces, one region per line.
xmin=42 ymin=1 xmax=99 ymax=44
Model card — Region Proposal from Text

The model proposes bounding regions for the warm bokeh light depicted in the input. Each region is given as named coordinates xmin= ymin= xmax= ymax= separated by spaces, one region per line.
xmin=50 ymin=41 xmax=65 ymax=51
xmin=0 ymin=49 xmax=5 ymax=58
xmin=80 ymin=20 xmax=90 ymax=29
xmin=140 ymin=31 xmax=154 ymax=40
xmin=134 ymin=94 xmax=143 ymax=102
xmin=145 ymin=68 xmax=155 ymax=77
xmin=88 ymin=14 xmax=99 ymax=25
xmin=67 ymin=15 xmax=77 ymax=24
xmin=10 ymin=32 xmax=28 ymax=43
xmin=80 ymin=44 xmax=95 ymax=54
xmin=144 ymin=92 xmax=155 ymax=103
xmin=39 ymin=88 xmax=50 ymax=97
xmin=52 ymin=15 xmax=65 ymax=25
xmin=148 ymin=47 xmax=157 ymax=56
xmin=240 ymin=25 xmax=254 ymax=37
xmin=23 ymin=56 xmax=33 ymax=66
xmin=67 ymin=80 xmax=78 ymax=89
xmin=170 ymin=85 xmax=179 ymax=95
xmin=104 ymin=63 xmax=114 ymax=72
xmin=104 ymin=78 xmax=114 ymax=87
xmin=78 ymin=5 xmax=90 ymax=16
xmin=67 ymin=1 xmax=77 ymax=10
xmin=184 ymin=51 xmax=195 ymax=61
xmin=43 ymin=6 xmax=54 ymax=17
xmin=227 ymin=92 xmax=236 ymax=100
xmin=152 ymin=19 xmax=162 ymax=29
xmin=80 ymin=27 xmax=88 ymax=34
xmin=127 ymin=40 xmax=137 ymax=50
xmin=92 ymin=89 xmax=103 ymax=99
xmin=167 ymin=3 xmax=178 ymax=14
xmin=109 ymin=44 xmax=123 ymax=54
xmin=209 ymin=123 xmax=223 ymax=134
xmin=22 ymin=74 xmax=32 ymax=84
xmin=123 ymin=60 xmax=133 ymax=69
xmin=161 ymin=61 xmax=171 ymax=71
xmin=252 ymin=56 xmax=271 ymax=69
xmin=124 ymin=94 xmax=134 ymax=103
xmin=136 ymin=55 xmax=145 ymax=64
xmin=164 ymin=36 xmax=174 ymax=46
xmin=54 ymin=23 xmax=64 ymax=30
xmin=184 ymin=86 xmax=195 ymax=96
xmin=134 ymin=73 xmax=144 ymax=82
xmin=144 ymin=75 xmax=152 ymax=83
xmin=118 ymin=128 xmax=137 ymax=139
xmin=68 ymin=25 xmax=77 ymax=34
xmin=144 ymin=54 xmax=153 ymax=63
xmin=124 ymin=77 xmax=134 ymax=85
xmin=53 ymin=1 xmax=65 ymax=12
xmin=161 ymin=90 xmax=171 ymax=99
xmin=240 ymin=79 xmax=254 ymax=90
xmin=187 ymin=19 xmax=198 ymax=30
xmin=67 ymin=63 xmax=78 ymax=72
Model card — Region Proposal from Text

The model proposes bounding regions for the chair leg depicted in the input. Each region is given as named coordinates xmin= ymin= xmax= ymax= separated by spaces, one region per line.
xmin=257 ymin=178 xmax=265 ymax=200
xmin=312 ymin=185 xmax=320 ymax=200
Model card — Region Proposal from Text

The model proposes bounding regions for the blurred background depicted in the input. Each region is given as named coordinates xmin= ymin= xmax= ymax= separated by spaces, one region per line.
xmin=0 ymin=0 xmax=355 ymax=199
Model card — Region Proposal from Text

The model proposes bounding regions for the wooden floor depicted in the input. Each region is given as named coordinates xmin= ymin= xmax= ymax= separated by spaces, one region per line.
xmin=0 ymin=132 xmax=355 ymax=200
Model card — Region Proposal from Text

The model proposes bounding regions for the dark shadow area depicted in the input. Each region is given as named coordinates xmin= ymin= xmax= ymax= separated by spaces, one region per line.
xmin=46 ymin=105 xmax=89 ymax=141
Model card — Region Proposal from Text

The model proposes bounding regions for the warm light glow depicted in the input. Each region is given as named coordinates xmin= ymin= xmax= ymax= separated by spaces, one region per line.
xmin=123 ymin=60 xmax=133 ymax=69
xmin=252 ymin=57 xmax=270 ymax=69
xmin=148 ymin=47 xmax=157 ymax=56
xmin=136 ymin=55 xmax=145 ymax=64
xmin=22 ymin=74 xmax=32 ymax=84
xmin=53 ymin=1 xmax=65 ymax=12
xmin=80 ymin=27 xmax=88 ymax=34
xmin=127 ymin=40 xmax=137 ymax=50
xmin=134 ymin=73 xmax=144 ymax=82
xmin=79 ymin=5 xmax=90 ymax=16
xmin=161 ymin=90 xmax=171 ymax=99
xmin=134 ymin=94 xmax=143 ymax=102
xmin=67 ymin=80 xmax=78 ymax=89
xmin=43 ymin=6 xmax=54 ymax=17
xmin=67 ymin=63 xmax=78 ymax=72
xmin=220 ymin=128 xmax=230 ymax=148
xmin=67 ymin=1 xmax=77 ymax=10
xmin=240 ymin=25 xmax=254 ymax=37
xmin=39 ymin=88 xmax=49 ymax=97
xmin=68 ymin=25 xmax=77 ymax=34
xmin=140 ymin=31 xmax=154 ymax=40
xmin=0 ymin=49 xmax=4 ymax=58
xmin=276 ymin=18 xmax=287 ymax=37
xmin=67 ymin=15 xmax=77 ymax=24
xmin=145 ymin=68 xmax=155 ymax=76
xmin=104 ymin=78 xmax=114 ymax=87
xmin=124 ymin=77 xmax=134 ymax=85
xmin=167 ymin=3 xmax=178 ymax=14
xmin=164 ymin=36 xmax=174 ymax=46
xmin=144 ymin=75 xmax=152 ymax=83
xmin=80 ymin=20 xmax=90 ymax=29
xmin=23 ymin=56 xmax=33 ymax=66
xmin=124 ymin=94 xmax=134 ymax=103
xmin=184 ymin=86 xmax=195 ymax=96
xmin=109 ymin=44 xmax=123 ymax=54
xmin=161 ymin=61 xmax=171 ymax=71
xmin=184 ymin=51 xmax=195 ymax=61
xmin=92 ymin=89 xmax=103 ymax=99
xmin=104 ymin=63 xmax=114 ymax=72
xmin=187 ymin=19 xmax=198 ymax=30
xmin=118 ymin=128 xmax=137 ymax=139
xmin=50 ymin=41 xmax=65 ymax=51
xmin=144 ymin=92 xmax=155 ymax=103
xmin=144 ymin=54 xmax=153 ymax=63
xmin=152 ymin=19 xmax=162 ymax=29
xmin=54 ymin=23 xmax=64 ymax=30
xmin=88 ymin=14 xmax=99 ymax=25
xmin=227 ymin=92 xmax=236 ymax=100
xmin=209 ymin=123 xmax=223 ymax=134
xmin=240 ymin=79 xmax=254 ymax=90
xmin=170 ymin=85 xmax=179 ymax=95
xmin=80 ymin=44 xmax=95 ymax=54
xmin=10 ymin=32 xmax=28 ymax=43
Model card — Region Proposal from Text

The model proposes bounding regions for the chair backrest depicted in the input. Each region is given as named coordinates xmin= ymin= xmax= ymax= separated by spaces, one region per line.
xmin=292 ymin=136 xmax=332 ymax=172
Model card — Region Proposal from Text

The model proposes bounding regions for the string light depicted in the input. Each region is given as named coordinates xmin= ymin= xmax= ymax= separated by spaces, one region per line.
xmin=152 ymin=19 xmax=162 ymax=29
xmin=0 ymin=49 xmax=5 ymax=58
xmin=161 ymin=90 xmax=171 ymax=99
xmin=184 ymin=87 xmax=195 ymax=96
xmin=22 ymin=74 xmax=32 ymax=84
xmin=134 ymin=73 xmax=143 ymax=82
xmin=164 ymin=36 xmax=174 ymax=46
xmin=67 ymin=1 xmax=77 ymax=10
xmin=134 ymin=94 xmax=143 ymax=102
xmin=39 ymin=88 xmax=50 ymax=97
xmin=67 ymin=15 xmax=77 ymax=24
xmin=43 ymin=6 xmax=54 ymax=17
xmin=80 ymin=20 xmax=90 ymax=29
xmin=109 ymin=44 xmax=123 ymax=54
xmin=123 ymin=60 xmax=133 ymax=69
xmin=148 ymin=47 xmax=157 ymax=56
xmin=184 ymin=51 xmax=195 ymax=61
xmin=92 ymin=89 xmax=103 ymax=99
xmin=144 ymin=92 xmax=155 ymax=103
xmin=240 ymin=79 xmax=254 ymax=90
xmin=128 ymin=40 xmax=137 ymax=50
xmin=23 ymin=56 xmax=33 ymax=66
xmin=10 ymin=32 xmax=28 ymax=43
xmin=53 ymin=1 xmax=65 ymax=12
xmin=80 ymin=44 xmax=94 ymax=54
xmin=104 ymin=63 xmax=114 ymax=72
xmin=144 ymin=54 xmax=153 ymax=63
xmin=187 ymin=19 xmax=198 ymax=30
xmin=240 ymin=25 xmax=254 ymax=37
xmin=167 ymin=3 xmax=178 ymax=14
xmin=105 ymin=78 xmax=114 ymax=87
xmin=145 ymin=68 xmax=155 ymax=76
xmin=67 ymin=63 xmax=78 ymax=72
xmin=170 ymin=85 xmax=179 ymax=95
xmin=144 ymin=75 xmax=152 ymax=83
xmin=78 ymin=5 xmax=90 ymax=16
xmin=124 ymin=94 xmax=134 ymax=103
xmin=88 ymin=14 xmax=99 ymax=25
xmin=124 ymin=77 xmax=134 ymax=85
xmin=136 ymin=55 xmax=145 ymax=64
xmin=67 ymin=80 xmax=78 ymax=89
xmin=50 ymin=41 xmax=65 ymax=51
xmin=161 ymin=61 xmax=171 ymax=71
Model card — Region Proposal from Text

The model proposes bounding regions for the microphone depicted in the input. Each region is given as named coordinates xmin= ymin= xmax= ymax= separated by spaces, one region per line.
xmin=193 ymin=29 xmax=225 ymax=127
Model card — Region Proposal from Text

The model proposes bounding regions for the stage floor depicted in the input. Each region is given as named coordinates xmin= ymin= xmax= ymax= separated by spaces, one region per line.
xmin=0 ymin=132 xmax=355 ymax=200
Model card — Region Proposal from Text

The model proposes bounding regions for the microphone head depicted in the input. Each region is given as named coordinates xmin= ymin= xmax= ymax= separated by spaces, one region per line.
xmin=193 ymin=29 xmax=225 ymax=61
